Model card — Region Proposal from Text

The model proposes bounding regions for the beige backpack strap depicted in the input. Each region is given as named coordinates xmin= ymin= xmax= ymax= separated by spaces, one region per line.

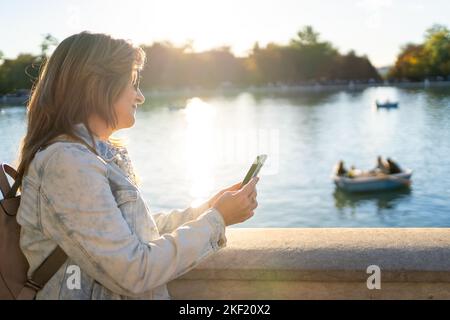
xmin=16 ymin=285 xmax=38 ymax=300
xmin=31 ymin=246 xmax=68 ymax=285
xmin=17 ymin=246 xmax=66 ymax=299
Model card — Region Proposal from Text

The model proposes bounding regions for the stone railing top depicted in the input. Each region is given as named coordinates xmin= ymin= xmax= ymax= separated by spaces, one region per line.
xmin=180 ymin=228 xmax=450 ymax=283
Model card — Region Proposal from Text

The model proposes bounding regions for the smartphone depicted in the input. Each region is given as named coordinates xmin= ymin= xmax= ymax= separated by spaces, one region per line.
xmin=242 ymin=154 xmax=267 ymax=186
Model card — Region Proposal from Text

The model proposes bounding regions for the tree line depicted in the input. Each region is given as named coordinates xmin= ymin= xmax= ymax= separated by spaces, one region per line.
xmin=388 ymin=24 xmax=450 ymax=81
xmin=140 ymin=26 xmax=380 ymax=89
xmin=0 ymin=26 xmax=389 ymax=94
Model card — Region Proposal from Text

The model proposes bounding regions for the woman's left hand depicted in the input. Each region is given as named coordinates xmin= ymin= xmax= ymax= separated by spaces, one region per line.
xmin=207 ymin=182 xmax=242 ymax=208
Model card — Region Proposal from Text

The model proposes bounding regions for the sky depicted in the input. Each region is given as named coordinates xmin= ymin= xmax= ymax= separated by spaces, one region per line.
xmin=0 ymin=0 xmax=449 ymax=67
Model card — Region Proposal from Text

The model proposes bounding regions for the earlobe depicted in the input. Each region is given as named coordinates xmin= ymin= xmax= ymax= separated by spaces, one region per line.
xmin=137 ymin=90 xmax=145 ymax=104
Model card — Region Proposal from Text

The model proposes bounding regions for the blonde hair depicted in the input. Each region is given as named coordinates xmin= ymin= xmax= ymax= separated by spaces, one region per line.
xmin=15 ymin=31 xmax=146 ymax=189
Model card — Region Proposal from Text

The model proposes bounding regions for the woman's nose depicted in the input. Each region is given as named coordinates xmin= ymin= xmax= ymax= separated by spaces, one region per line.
xmin=136 ymin=88 xmax=145 ymax=105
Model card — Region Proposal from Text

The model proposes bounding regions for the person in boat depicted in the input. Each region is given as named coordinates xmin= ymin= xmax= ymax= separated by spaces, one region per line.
xmin=387 ymin=158 xmax=402 ymax=174
xmin=347 ymin=165 xmax=357 ymax=178
xmin=369 ymin=156 xmax=389 ymax=175
xmin=374 ymin=155 xmax=390 ymax=174
xmin=334 ymin=160 xmax=348 ymax=176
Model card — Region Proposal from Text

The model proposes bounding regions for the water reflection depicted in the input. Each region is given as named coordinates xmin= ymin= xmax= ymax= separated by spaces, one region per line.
xmin=2 ymin=86 xmax=450 ymax=227
xmin=251 ymin=90 xmax=339 ymax=106
xmin=184 ymin=97 xmax=216 ymax=206
xmin=333 ymin=188 xmax=412 ymax=211
xmin=0 ymin=105 xmax=26 ymax=116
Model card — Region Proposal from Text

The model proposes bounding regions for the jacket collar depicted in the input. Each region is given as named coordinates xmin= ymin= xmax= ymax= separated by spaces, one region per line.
xmin=73 ymin=123 xmax=118 ymax=162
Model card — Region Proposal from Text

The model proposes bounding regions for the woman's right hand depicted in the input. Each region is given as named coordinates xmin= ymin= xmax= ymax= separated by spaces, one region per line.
xmin=212 ymin=177 xmax=259 ymax=226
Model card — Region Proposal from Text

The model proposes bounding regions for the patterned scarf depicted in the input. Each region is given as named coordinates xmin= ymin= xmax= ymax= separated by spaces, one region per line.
xmin=109 ymin=144 xmax=139 ymax=186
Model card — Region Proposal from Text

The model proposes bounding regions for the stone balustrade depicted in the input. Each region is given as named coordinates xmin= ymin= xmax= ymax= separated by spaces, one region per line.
xmin=168 ymin=228 xmax=450 ymax=299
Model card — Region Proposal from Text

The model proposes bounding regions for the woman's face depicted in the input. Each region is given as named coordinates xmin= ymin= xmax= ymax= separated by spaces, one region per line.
xmin=113 ymin=70 xmax=145 ymax=129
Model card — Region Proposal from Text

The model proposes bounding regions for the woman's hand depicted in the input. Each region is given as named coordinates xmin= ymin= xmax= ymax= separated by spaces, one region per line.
xmin=211 ymin=177 xmax=259 ymax=226
xmin=207 ymin=181 xmax=242 ymax=208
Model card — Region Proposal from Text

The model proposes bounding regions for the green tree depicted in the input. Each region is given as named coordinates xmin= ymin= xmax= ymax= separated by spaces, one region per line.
xmin=291 ymin=25 xmax=320 ymax=46
xmin=390 ymin=24 xmax=450 ymax=80
xmin=40 ymin=33 xmax=59 ymax=58
xmin=423 ymin=24 xmax=450 ymax=76
xmin=289 ymin=26 xmax=339 ymax=81
xmin=245 ymin=26 xmax=379 ymax=84
xmin=388 ymin=44 xmax=427 ymax=81
xmin=0 ymin=54 xmax=40 ymax=94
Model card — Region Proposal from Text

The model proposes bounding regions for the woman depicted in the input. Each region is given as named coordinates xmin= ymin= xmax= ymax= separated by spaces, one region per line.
xmin=15 ymin=32 xmax=259 ymax=299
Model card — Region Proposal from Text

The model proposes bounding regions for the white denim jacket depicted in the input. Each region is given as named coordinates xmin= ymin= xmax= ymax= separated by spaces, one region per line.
xmin=17 ymin=123 xmax=227 ymax=299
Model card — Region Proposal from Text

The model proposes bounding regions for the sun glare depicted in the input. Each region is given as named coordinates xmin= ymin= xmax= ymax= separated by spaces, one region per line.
xmin=183 ymin=98 xmax=217 ymax=206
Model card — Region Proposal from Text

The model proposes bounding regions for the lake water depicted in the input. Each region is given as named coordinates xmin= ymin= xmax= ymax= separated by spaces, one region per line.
xmin=1 ymin=86 xmax=450 ymax=227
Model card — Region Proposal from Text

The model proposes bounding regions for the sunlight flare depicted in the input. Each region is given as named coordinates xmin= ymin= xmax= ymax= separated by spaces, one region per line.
xmin=183 ymin=98 xmax=217 ymax=206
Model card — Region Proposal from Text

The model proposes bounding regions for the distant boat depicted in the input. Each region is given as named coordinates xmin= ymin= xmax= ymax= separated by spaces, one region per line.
xmin=333 ymin=169 xmax=413 ymax=193
xmin=376 ymin=100 xmax=399 ymax=109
